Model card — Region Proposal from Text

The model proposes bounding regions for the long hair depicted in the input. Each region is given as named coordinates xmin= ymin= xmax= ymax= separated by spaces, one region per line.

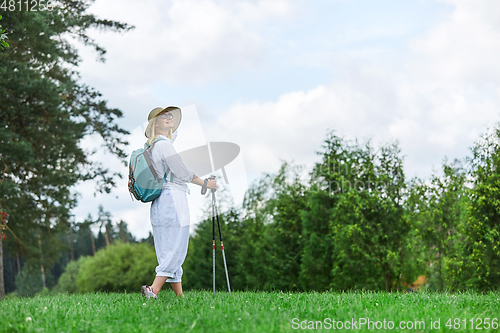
xmin=145 ymin=117 xmax=172 ymax=146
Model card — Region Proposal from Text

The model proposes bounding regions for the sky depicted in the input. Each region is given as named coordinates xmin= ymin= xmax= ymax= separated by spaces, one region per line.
xmin=70 ymin=0 xmax=500 ymax=239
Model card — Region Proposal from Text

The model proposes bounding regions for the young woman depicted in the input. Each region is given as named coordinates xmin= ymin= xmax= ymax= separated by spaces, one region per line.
xmin=141 ymin=106 xmax=216 ymax=299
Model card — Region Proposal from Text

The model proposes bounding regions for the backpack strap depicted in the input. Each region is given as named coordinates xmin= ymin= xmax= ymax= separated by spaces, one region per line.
xmin=144 ymin=137 xmax=169 ymax=182
xmin=143 ymin=146 xmax=162 ymax=182
xmin=144 ymin=137 xmax=167 ymax=149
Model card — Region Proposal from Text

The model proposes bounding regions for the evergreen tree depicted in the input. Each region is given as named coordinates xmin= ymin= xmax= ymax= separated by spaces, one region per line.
xmin=406 ymin=159 xmax=467 ymax=291
xmin=235 ymin=175 xmax=275 ymax=290
xmin=183 ymin=207 xmax=242 ymax=291
xmin=0 ymin=14 xmax=9 ymax=300
xmin=117 ymin=220 xmax=136 ymax=243
xmin=73 ymin=215 xmax=97 ymax=259
xmin=306 ymin=132 xmax=409 ymax=291
xmin=265 ymin=162 xmax=307 ymax=291
xmin=0 ymin=3 xmax=133 ymax=295
xmin=95 ymin=205 xmax=114 ymax=248
xmin=140 ymin=231 xmax=154 ymax=247
xmin=0 ymin=15 xmax=8 ymax=49
xmin=180 ymin=128 xmax=500 ymax=292
xmin=456 ymin=127 xmax=500 ymax=290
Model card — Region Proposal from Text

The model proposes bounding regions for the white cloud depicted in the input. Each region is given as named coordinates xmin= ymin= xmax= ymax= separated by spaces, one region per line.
xmin=208 ymin=83 xmax=389 ymax=177
xmin=205 ymin=0 xmax=500 ymax=182
xmin=78 ymin=0 xmax=295 ymax=85
xmin=409 ymin=0 xmax=500 ymax=85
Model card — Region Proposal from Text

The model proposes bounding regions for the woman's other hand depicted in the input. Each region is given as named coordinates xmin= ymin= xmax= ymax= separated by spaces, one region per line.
xmin=207 ymin=179 xmax=217 ymax=190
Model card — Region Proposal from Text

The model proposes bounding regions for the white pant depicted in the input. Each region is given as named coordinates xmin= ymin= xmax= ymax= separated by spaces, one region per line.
xmin=150 ymin=188 xmax=190 ymax=282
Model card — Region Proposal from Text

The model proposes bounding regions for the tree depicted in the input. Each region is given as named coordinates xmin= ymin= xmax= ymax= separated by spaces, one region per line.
xmin=183 ymin=207 xmax=242 ymax=291
xmin=0 ymin=2 xmax=133 ymax=294
xmin=0 ymin=209 xmax=7 ymax=298
xmin=234 ymin=174 xmax=276 ymax=290
xmin=0 ymin=14 xmax=9 ymax=300
xmin=53 ymin=257 xmax=86 ymax=294
xmin=117 ymin=220 xmax=136 ymax=243
xmin=95 ymin=205 xmax=114 ymax=247
xmin=73 ymin=214 xmax=97 ymax=259
xmin=305 ymin=132 xmax=409 ymax=291
xmin=454 ymin=127 xmax=500 ymax=290
xmin=0 ymin=15 xmax=8 ymax=50
xmin=264 ymin=162 xmax=307 ymax=291
xmin=406 ymin=159 xmax=467 ymax=291
xmin=140 ymin=231 xmax=154 ymax=247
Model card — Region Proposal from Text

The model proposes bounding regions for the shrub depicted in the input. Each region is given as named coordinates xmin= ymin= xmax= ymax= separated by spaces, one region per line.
xmin=54 ymin=256 xmax=90 ymax=294
xmin=76 ymin=242 xmax=157 ymax=292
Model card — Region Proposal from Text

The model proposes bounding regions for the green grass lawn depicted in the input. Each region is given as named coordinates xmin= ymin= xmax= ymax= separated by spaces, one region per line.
xmin=1 ymin=291 xmax=499 ymax=332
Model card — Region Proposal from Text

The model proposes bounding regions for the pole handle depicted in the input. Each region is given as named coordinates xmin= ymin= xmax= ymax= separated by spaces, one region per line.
xmin=201 ymin=175 xmax=216 ymax=195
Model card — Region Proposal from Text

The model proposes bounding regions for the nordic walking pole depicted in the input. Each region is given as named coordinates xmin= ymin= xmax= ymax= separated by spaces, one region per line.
xmin=202 ymin=175 xmax=217 ymax=296
xmin=202 ymin=175 xmax=232 ymax=295
xmin=211 ymin=185 xmax=216 ymax=296
xmin=211 ymin=186 xmax=232 ymax=295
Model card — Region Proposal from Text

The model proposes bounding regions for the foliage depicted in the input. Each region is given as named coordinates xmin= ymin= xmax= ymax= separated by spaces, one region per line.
xmin=72 ymin=215 xmax=97 ymax=259
xmin=264 ymin=162 xmax=307 ymax=291
xmin=185 ymin=136 xmax=412 ymax=292
xmin=0 ymin=15 xmax=8 ymax=49
xmin=234 ymin=173 xmax=276 ymax=290
xmin=305 ymin=133 xmax=409 ymax=291
xmin=184 ymin=163 xmax=307 ymax=292
xmin=53 ymin=256 xmax=89 ymax=294
xmin=181 ymin=127 xmax=500 ymax=292
xmin=0 ymin=208 xmax=7 ymax=298
xmin=0 ymin=1 xmax=132 ymax=278
xmin=405 ymin=160 xmax=467 ymax=291
xmin=116 ymin=220 xmax=136 ymax=243
xmin=455 ymin=127 xmax=500 ymax=291
xmin=183 ymin=207 xmax=242 ymax=292
xmin=51 ymin=208 xmax=140 ymax=294
xmin=15 ymin=265 xmax=54 ymax=297
xmin=76 ymin=242 xmax=156 ymax=293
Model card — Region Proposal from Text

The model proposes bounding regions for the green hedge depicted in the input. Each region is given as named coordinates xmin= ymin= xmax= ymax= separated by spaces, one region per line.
xmin=56 ymin=242 xmax=157 ymax=293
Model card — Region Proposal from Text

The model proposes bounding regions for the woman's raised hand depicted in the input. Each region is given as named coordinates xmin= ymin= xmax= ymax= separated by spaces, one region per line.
xmin=207 ymin=179 xmax=217 ymax=190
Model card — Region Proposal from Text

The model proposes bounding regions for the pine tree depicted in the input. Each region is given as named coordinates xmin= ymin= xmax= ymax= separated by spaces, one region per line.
xmin=0 ymin=14 xmax=10 ymax=300
xmin=265 ymin=162 xmax=307 ymax=291
xmin=0 ymin=2 xmax=133 ymax=294
xmin=406 ymin=160 xmax=467 ymax=291
xmin=116 ymin=220 xmax=136 ymax=243
xmin=457 ymin=127 xmax=500 ymax=290
xmin=305 ymin=132 xmax=409 ymax=291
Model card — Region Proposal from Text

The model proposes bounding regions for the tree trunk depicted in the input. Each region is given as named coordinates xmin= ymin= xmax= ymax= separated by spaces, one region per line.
xmin=38 ymin=234 xmax=46 ymax=289
xmin=0 ymin=239 xmax=5 ymax=299
xmin=16 ymin=251 xmax=20 ymax=273
xmin=90 ymin=231 xmax=96 ymax=256
xmin=67 ymin=232 xmax=75 ymax=261
xmin=437 ymin=246 xmax=443 ymax=291
xmin=384 ymin=271 xmax=392 ymax=292
xmin=105 ymin=229 xmax=110 ymax=247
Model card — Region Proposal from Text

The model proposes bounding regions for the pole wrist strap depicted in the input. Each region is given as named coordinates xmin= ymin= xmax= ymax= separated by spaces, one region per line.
xmin=201 ymin=178 xmax=209 ymax=195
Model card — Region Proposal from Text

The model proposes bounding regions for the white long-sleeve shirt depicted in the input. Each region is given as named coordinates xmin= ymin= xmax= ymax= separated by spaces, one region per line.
xmin=149 ymin=132 xmax=195 ymax=194
xmin=149 ymin=130 xmax=192 ymax=281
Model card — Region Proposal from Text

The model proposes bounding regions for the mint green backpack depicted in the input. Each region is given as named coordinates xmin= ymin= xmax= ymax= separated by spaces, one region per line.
xmin=128 ymin=138 xmax=167 ymax=202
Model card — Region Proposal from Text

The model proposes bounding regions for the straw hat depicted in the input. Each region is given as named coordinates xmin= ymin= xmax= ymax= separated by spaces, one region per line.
xmin=148 ymin=106 xmax=182 ymax=133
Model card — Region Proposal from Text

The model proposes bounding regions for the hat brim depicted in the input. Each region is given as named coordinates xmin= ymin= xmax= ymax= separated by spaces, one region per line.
xmin=148 ymin=106 xmax=182 ymax=133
